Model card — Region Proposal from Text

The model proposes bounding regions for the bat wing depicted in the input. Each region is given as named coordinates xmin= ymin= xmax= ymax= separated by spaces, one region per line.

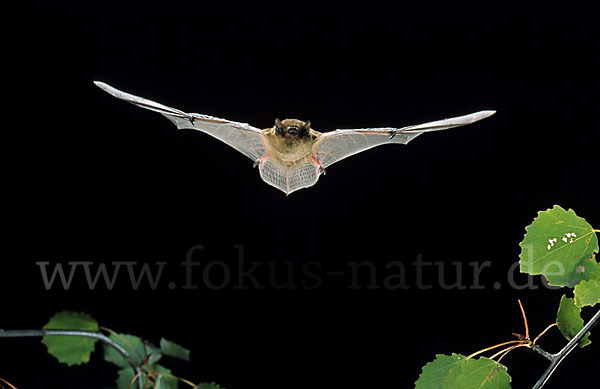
xmin=314 ymin=111 xmax=496 ymax=168
xmin=94 ymin=81 xmax=268 ymax=163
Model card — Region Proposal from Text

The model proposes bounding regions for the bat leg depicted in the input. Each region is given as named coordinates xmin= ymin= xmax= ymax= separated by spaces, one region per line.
xmin=389 ymin=129 xmax=398 ymax=140
xmin=312 ymin=156 xmax=326 ymax=175
xmin=253 ymin=153 xmax=271 ymax=168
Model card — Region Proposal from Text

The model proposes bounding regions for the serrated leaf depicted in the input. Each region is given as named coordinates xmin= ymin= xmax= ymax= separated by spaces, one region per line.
xmin=415 ymin=354 xmax=511 ymax=389
xmin=104 ymin=334 xmax=144 ymax=368
xmin=160 ymin=338 xmax=191 ymax=361
xmin=556 ymin=295 xmax=591 ymax=347
xmin=156 ymin=376 xmax=170 ymax=389
xmin=574 ymin=257 xmax=600 ymax=307
xmin=41 ymin=311 xmax=99 ymax=366
xmin=444 ymin=357 xmax=511 ymax=388
xmin=416 ymin=354 xmax=463 ymax=389
xmin=154 ymin=364 xmax=178 ymax=389
xmin=195 ymin=383 xmax=222 ymax=389
xmin=116 ymin=367 xmax=143 ymax=389
xmin=519 ymin=205 xmax=599 ymax=287
xmin=116 ymin=367 xmax=175 ymax=389
xmin=104 ymin=333 xmax=161 ymax=368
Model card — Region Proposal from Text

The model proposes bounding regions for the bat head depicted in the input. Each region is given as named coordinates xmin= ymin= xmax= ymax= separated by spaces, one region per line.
xmin=274 ymin=118 xmax=311 ymax=139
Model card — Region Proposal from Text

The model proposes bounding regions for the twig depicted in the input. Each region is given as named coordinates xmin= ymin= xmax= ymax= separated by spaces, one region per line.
xmin=532 ymin=307 xmax=600 ymax=389
xmin=0 ymin=329 xmax=143 ymax=389
xmin=529 ymin=343 xmax=553 ymax=361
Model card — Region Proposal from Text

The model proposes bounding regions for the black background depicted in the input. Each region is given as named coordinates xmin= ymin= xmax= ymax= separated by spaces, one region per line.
xmin=1 ymin=1 xmax=598 ymax=388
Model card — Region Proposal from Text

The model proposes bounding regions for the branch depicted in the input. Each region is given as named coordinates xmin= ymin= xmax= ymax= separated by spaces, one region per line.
xmin=530 ymin=343 xmax=553 ymax=361
xmin=532 ymin=307 xmax=600 ymax=389
xmin=0 ymin=329 xmax=143 ymax=389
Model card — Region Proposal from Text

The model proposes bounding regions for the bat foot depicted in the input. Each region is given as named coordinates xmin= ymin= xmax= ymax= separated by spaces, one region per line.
xmin=311 ymin=156 xmax=326 ymax=175
xmin=254 ymin=154 xmax=271 ymax=168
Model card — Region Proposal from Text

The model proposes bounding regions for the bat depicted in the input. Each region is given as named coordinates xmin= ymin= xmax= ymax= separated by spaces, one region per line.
xmin=94 ymin=81 xmax=495 ymax=195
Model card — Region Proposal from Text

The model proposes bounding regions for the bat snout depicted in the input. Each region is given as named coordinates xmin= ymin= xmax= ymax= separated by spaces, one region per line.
xmin=286 ymin=127 xmax=298 ymax=136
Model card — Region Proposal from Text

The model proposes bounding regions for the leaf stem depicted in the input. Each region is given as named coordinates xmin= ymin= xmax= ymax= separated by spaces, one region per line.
xmin=154 ymin=371 xmax=198 ymax=388
xmin=0 ymin=377 xmax=18 ymax=389
xmin=129 ymin=371 xmax=144 ymax=389
xmin=465 ymin=340 xmax=525 ymax=360
xmin=0 ymin=329 xmax=143 ymax=389
xmin=532 ymin=323 xmax=557 ymax=345
xmin=489 ymin=343 xmax=527 ymax=361
xmin=532 ymin=306 xmax=600 ymax=389
xmin=518 ymin=299 xmax=530 ymax=340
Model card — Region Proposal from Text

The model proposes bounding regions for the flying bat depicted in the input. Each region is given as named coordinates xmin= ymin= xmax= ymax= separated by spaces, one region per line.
xmin=94 ymin=81 xmax=495 ymax=195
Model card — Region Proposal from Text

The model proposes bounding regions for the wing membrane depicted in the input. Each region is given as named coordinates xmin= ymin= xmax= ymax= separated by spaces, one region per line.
xmin=315 ymin=111 xmax=495 ymax=168
xmin=94 ymin=81 xmax=268 ymax=162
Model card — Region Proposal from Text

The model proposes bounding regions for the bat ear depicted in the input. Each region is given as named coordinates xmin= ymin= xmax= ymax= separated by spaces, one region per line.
xmin=275 ymin=118 xmax=283 ymax=129
xmin=304 ymin=120 xmax=311 ymax=130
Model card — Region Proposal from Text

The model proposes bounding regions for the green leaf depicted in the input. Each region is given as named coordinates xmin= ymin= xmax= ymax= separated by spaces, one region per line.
xmin=556 ymin=295 xmax=591 ymax=347
xmin=105 ymin=333 xmax=169 ymax=389
xmin=445 ymin=357 xmax=511 ymax=388
xmin=104 ymin=333 xmax=160 ymax=368
xmin=415 ymin=354 xmax=511 ymax=389
xmin=195 ymin=383 xmax=222 ymax=389
xmin=116 ymin=367 xmax=142 ymax=389
xmin=519 ymin=205 xmax=599 ymax=287
xmin=41 ymin=311 xmax=99 ymax=366
xmin=416 ymin=354 xmax=463 ymax=389
xmin=154 ymin=364 xmax=178 ymax=389
xmin=156 ymin=376 xmax=170 ymax=389
xmin=160 ymin=338 xmax=191 ymax=361
xmin=116 ymin=367 xmax=176 ymax=389
xmin=574 ymin=257 xmax=600 ymax=307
